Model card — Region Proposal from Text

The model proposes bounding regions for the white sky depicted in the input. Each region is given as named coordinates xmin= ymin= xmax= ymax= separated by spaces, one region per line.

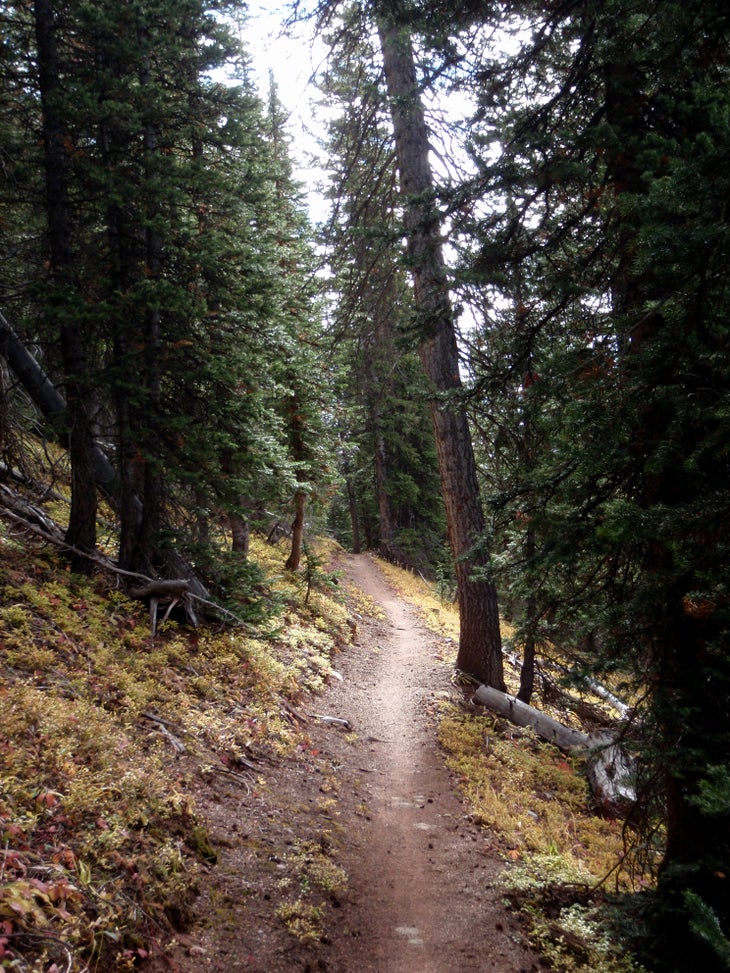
xmin=242 ymin=5 xmax=330 ymax=220
xmin=239 ymin=6 xmax=487 ymax=223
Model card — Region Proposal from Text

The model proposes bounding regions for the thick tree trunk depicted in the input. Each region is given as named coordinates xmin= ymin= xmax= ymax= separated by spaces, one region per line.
xmin=377 ymin=15 xmax=505 ymax=688
xmin=127 ymin=33 xmax=165 ymax=575
xmin=605 ymin=55 xmax=701 ymax=893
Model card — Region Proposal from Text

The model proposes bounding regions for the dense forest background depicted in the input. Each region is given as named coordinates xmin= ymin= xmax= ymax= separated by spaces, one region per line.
xmin=1 ymin=0 xmax=729 ymax=969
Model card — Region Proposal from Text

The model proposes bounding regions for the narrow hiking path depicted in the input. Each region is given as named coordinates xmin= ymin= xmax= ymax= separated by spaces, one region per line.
xmin=165 ymin=553 xmax=541 ymax=973
xmin=321 ymin=553 xmax=540 ymax=973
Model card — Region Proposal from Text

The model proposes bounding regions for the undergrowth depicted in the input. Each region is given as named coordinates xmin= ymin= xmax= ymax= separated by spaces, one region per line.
xmin=0 ymin=515 xmax=353 ymax=971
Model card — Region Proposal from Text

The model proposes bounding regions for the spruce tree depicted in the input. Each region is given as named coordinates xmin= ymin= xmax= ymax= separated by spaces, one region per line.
xmin=374 ymin=4 xmax=505 ymax=687
xmin=318 ymin=5 xmax=446 ymax=573
xmin=454 ymin=0 xmax=730 ymax=962
xmin=1 ymin=0 xmax=328 ymax=607
xmin=262 ymin=76 xmax=335 ymax=572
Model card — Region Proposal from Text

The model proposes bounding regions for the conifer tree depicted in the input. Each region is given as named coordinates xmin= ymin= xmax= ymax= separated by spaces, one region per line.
xmin=1 ymin=0 xmax=327 ymax=606
xmin=373 ymin=4 xmax=505 ymax=687
xmin=318 ymin=5 xmax=445 ymax=573
xmin=33 ymin=0 xmax=101 ymax=569
xmin=454 ymin=0 xmax=730 ymax=962
xmin=262 ymin=76 xmax=335 ymax=572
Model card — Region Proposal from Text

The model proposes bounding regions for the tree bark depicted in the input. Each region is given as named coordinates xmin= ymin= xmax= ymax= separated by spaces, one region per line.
xmin=34 ymin=0 xmax=98 ymax=569
xmin=475 ymin=684 xmax=589 ymax=750
xmin=517 ymin=526 xmax=537 ymax=703
xmin=285 ymin=489 xmax=307 ymax=571
xmin=230 ymin=511 xmax=250 ymax=555
xmin=377 ymin=14 xmax=505 ymax=688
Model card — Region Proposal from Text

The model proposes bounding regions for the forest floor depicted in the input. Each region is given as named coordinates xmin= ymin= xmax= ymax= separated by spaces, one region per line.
xmin=164 ymin=553 xmax=543 ymax=973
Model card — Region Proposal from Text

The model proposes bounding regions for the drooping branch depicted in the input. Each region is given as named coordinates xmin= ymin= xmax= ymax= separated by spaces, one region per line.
xmin=0 ymin=310 xmax=121 ymax=499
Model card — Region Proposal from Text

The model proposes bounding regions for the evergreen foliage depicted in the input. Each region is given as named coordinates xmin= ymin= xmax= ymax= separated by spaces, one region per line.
xmin=2 ymin=0 xmax=730 ymax=964
xmin=447 ymin=0 xmax=730 ymax=964
xmin=317 ymin=4 xmax=446 ymax=574
xmin=0 ymin=0 xmax=335 ymax=607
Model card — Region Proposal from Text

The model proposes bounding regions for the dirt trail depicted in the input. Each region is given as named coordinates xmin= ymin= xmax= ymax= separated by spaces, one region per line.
xmin=166 ymin=553 xmax=540 ymax=973
xmin=319 ymin=553 xmax=539 ymax=973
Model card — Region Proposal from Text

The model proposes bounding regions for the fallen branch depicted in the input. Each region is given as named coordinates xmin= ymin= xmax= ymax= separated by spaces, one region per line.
xmin=140 ymin=713 xmax=186 ymax=754
xmin=473 ymin=684 xmax=636 ymax=816
xmin=313 ymin=715 xmax=352 ymax=730
xmin=141 ymin=711 xmax=183 ymax=730
xmin=0 ymin=484 xmax=65 ymax=543
xmin=212 ymin=767 xmax=253 ymax=791
xmin=280 ymin=698 xmax=308 ymax=724
xmin=3 ymin=932 xmax=73 ymax=973
xmin=0 ymin=493 xmax=250 ymax=629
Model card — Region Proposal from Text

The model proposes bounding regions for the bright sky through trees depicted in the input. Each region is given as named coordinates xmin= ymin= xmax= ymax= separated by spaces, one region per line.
xmin=243 ymin=5 xmax=329 ymax=219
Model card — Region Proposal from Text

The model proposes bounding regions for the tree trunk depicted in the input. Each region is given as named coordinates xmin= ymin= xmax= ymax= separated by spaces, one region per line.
xmin=346 ymin=475 xmax=361 ymax=554
xmin=604 ymin=52 xmax=728 ymax=927
xmin=517 ymin=526 xmax=537 ymax=703
xmin=230 ymin=512 xmax=249 ymax=555
xmin=34 ymin=0 xmax=98 ymax=570
xmin=285 ymin=490 xmax=307 ymax=571
xmin=0 ymin=312 xmax=121 ymax=499
xmin=377 ymin=14 xmax=505 ymax=688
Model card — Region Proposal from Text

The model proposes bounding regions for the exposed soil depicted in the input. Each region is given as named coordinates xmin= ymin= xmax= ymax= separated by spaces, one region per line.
xmin=163 ymin=553 xmax=543 ymax=973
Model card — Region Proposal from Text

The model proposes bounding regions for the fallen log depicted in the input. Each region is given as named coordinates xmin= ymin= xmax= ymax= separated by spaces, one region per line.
xmin=473 ymin=684 xmax=636 ymax=816
xmin=130 ymin=579 xmax=194 ymax=636
xmin=585 ymin=738 xmax=636 ymax=817
xmin=474 ymin=684 xmax=589 ymax=750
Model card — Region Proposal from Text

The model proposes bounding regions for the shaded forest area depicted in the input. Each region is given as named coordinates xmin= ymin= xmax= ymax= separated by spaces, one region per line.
xmin=1 ymin=0 xmax=729 ymax=971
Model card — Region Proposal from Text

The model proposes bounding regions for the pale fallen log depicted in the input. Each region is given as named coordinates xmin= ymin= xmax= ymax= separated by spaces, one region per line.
xmin=140 ymin=712 xmax=186 ymax=754
xmin=584 ymin=677 xmax=630 ymax=718
xmin=584 ymin=737 xmax=636 ymax=817
xmin=474 ymin=685 xmax=588 ymax=750
xmin=473 ymin=684 xmax=636 ymax=816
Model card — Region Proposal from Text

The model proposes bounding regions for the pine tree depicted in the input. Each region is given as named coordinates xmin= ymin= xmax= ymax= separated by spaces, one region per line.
xmin=262 ymin=75 xmax=335 ymax=573
xmin=317 ymin=5 xmax=446 ymax=573
xmin=454 ymin=0 xmax=730 ymax=963
xmin=33 ymin=0 xmax=100 ymax=569
xmin=374 ymin=4 xmax=505 ymax=687
xmin=1 ymin=0 xmax=330 ymax=609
